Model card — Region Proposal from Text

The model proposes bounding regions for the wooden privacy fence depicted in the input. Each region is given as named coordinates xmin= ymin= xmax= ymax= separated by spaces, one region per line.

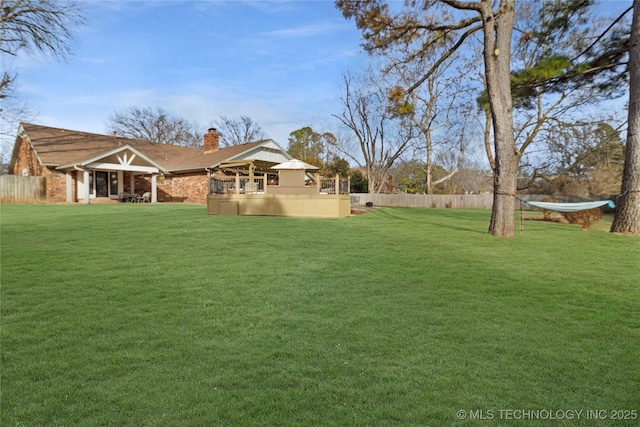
xmin=351 ymin=193 xmax=618 ymax=211
xmin=0 ymin=175 xmax=46 ymax=203
xmin=351 ymin=193 xmax=494 ymax=209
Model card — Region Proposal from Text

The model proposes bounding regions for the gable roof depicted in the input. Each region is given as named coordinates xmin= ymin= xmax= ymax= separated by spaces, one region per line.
xmin=13 ymin=123 xmax=287 ymax=174
xmin=58 ymin=144 xmax=167 ymax=173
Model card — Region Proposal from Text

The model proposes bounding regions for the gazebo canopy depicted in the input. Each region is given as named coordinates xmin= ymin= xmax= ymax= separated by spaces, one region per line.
xmin=271 ymin=159 xmax=319 ymax=170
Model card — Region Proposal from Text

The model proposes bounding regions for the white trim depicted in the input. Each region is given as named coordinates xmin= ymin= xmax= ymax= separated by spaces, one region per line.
xmin=151 ymin=174 xmax=158 ymax=203
xmin=86 ymin=162 xmax=159 ymax=173
xmin=83 ymin=170 xmax=90 ymax=204
xmin=116 ymin=152 xmax=137 ymax=166
xmin=66 ymin=172 xmax=73 ymax=203
xmin=118 ymin=170 xmax=124 ymax=194
xmin=209 ymin=140 xmax=293 ymax=169
xmin=15 ymin=124 xmax=45 ymax=169
xmin=57 ymin=144 xmax=167 ymax=172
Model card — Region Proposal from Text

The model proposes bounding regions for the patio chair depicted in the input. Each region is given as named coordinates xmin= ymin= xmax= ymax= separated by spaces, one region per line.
xmin=118 ymin=192 xmax=130 ymax=202
xmin=137 ymin=192 xmax=151 ymax=203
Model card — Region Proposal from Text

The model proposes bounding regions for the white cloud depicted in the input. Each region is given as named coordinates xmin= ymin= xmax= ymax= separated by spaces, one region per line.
xmin=7 ymin=0 xmax=368 ymax=149
xmin=265 ymin=21 xmax=352 ymax=38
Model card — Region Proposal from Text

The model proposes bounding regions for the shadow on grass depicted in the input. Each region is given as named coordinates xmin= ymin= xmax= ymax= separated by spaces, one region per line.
xmin=373 ymin=207 xmax=490 ymax=235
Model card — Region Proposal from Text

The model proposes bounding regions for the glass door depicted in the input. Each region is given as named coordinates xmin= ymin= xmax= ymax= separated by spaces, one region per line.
xmin=95 ymin=171 xmax=109 ymax=197
xmin=110 ymin=172 xmax=119 ymax=196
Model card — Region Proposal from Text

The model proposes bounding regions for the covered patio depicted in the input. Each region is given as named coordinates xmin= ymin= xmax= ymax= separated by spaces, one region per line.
xmin=57 ymin=145 xmax=166 ymax=204
xmin=207 ymin=159 xmax=351 ymax=218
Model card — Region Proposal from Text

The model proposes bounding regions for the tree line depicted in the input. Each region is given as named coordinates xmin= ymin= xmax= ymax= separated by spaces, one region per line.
xmin=1 ymin=0 xmax=638 ymax=236
xmin=337 ymin=0 xmax=638 ymax=236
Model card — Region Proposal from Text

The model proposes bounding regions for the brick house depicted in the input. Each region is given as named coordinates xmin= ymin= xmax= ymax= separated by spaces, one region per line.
xmin=9 ymin=123 xmax=293 ymax=204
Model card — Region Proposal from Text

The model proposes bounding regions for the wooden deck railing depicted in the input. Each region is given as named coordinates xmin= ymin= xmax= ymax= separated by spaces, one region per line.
xmin=210 ymin=175 xmax=349 ymax=195
xmin=319 ymin=177 xmax=350 ymax=194
xmin=210 ymin=177 xmax=265 ymax=194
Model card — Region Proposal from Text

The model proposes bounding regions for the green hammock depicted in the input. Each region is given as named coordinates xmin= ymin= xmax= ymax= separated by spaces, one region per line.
xmin=524 ymin=200 xmax=615 ymax=213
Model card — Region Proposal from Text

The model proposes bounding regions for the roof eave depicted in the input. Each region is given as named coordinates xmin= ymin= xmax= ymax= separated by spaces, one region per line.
xmin=166 ymin=167 xmax=208 ymax=174
xmin=56 ymin=144 xmax=170 ymax=173
xmin=214 ymin=139 xmax=293 ymax=167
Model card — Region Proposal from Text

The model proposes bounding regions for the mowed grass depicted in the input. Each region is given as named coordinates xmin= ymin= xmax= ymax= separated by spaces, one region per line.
xmin=1 ymin=204 xmax=638 ymax=426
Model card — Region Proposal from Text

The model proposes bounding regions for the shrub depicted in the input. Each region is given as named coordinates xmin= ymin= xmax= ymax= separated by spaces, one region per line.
xmin=562 ymin=208 xmax=603 ymax=230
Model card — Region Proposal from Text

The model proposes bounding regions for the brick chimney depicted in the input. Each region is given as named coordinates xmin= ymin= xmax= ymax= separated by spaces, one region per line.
xmin=204 ymin=128 xmax=219 ymax=154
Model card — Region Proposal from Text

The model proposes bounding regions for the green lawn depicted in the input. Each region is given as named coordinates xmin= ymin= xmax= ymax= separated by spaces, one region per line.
xmin=1 ymin=204 xmax=638 ymax=426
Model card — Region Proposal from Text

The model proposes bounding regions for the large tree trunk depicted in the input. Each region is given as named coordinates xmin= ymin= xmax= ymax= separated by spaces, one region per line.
xmin=482 ymin=0 xmax=518 ymax=237
xmin=611 ymin=0 xmax=640 ymax=235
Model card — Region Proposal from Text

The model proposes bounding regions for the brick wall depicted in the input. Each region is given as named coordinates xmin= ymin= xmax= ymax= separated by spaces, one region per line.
xmin=12 ymin=136 xmax=211 ymax=204
xmin=44 ymin=168 xmax=68 ymax=203
xmin=11 ymin=137 xmax=43 ymax=177
xmin=11 ymin=137 xmax=68 ymax=203
xmin=159 ymin=171 xmax=209 ymax=203
xmin=127 ymin=177 xmax=152 ymax=194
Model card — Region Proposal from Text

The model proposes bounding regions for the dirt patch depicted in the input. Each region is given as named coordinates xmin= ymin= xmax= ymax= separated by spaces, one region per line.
xmin=351 ymin=206 xmax=376 ymax=215
xmin=526 ymin=208 xmax=603 ymax=230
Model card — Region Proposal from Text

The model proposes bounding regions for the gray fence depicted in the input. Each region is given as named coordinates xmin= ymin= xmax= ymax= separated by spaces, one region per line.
xmin=0 ymin=175 xmax=46 ymax=204
xmin=351 ymin=193 xmax=618 ymax=211
xmin=351 ymin=193 xmax=494 ymax=209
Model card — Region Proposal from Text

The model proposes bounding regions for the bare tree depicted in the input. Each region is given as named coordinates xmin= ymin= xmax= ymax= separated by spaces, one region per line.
xmin=502 ymin=2 xmax=628 ymax=188
xmin=338 ymin=0 xmax=516 ymax=234
xmin=333 ymin=71 xmax=415 ymax=193
xmin=1 ymin=0 xmax=84 ymax=97
xmin=0 ymin=0 xmax=83 ymax=56
xmin=0 ymin=85 xmax=36 ymax=171
xmin=611 ymin=0 xmax=640 ymax=235
xmin=210 ymin=116 xmax=267 ymax=147
xmin=388 ymin=53 xmax=471 ymax=193
xmin=338 ymin=0 xmax=630 ymax=237
xmin=106 ymin=106 xmax=205 ymax=147
xmin=1 ymin=0 xmax=84 ymax=169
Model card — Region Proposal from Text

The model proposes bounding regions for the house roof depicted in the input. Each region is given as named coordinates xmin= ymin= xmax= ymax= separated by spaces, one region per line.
xmin=13 ymin=123 xmax=284 ymax=174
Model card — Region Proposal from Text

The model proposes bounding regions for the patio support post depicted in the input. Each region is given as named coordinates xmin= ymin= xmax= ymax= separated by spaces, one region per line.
xmin=118 ymin=171 xmax=124 ymax=195
xmin=151 ymin=174 xmax=158 ymax=203
xmin=130 ymin=173 xmax=135 ymax=194
xmin=263 ymin=173 xmax=268 ymax=194
xmin=235 ymin=172 xmax=240 ymax=194
xmin=335 ymin=174 xmax=339 ymax=195
xmin=83 ymin=170 xmax=90 ymax=204
xmin=315 ymin=172 xmax=320 ymax=193
xmin=66 ymin=171 xmax=73 ymax=203
xmin=248 ymin=163 xmax=255 ymax=193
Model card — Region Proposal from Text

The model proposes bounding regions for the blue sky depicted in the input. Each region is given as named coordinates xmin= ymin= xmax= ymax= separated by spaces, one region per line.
xmin=8 ymin=0 xmax=632 ymax=156
xmin=14 ymin=0 xmax=369 ymax=146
